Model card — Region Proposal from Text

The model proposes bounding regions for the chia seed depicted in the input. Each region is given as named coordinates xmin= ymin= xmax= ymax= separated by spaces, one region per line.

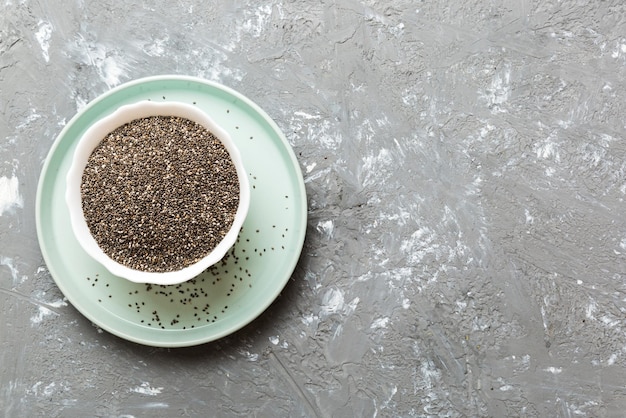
xmin=81 ymin=115 xmax=240 ymax=272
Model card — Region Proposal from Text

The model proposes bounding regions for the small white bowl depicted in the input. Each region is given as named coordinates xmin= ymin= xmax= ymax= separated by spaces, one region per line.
xmin=66 ymin=101 xmax=250 ymax=285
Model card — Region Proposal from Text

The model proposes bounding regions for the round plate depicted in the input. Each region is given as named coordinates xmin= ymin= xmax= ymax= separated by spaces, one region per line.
xmin=36 ymin=75 xmax=307 ymax=347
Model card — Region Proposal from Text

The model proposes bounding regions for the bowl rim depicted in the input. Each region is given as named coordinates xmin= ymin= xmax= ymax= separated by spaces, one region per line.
xmin=65 ymin=100 xmax=250 ymax=285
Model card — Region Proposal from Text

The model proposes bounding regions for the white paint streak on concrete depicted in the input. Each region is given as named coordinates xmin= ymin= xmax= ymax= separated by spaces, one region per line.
xmin=321 ymin=288 xmax=345 ymax=315
xmin=193 ymin=50 xmax=244 ymax=82
xmin=143 ymin=36 xmax=168 ymax=57
xmin=371 ymin=317 xmax=390 ymax=329
xmin=67 ymin=36 xmax=127 ymax=87
xmin=16 ymin=109 xmax=42 ymax=130
xmin=100 ymin=56 xmax=125 ymax=87
xmin=585 ymin=300 xmax=597 ymax=319
xmin=465 ymin=176 xmax=483 ymax=196
xmin=30 ymin=381 xmax=42 ymax=395
xmin=131 ymin=382 xmax=163 ymax=396
xmin=607 ymin=353 xmax=618 ymax=365
xmin=540 ymin=306 xmax=549 ymax=331
xmin=320 ymin=288 xmax=359 ymax=317
xmin=524 ymin=209 xmax=534 ymax=225
xmin=611 ymin=41 xmax=626 ymax=59
xmin=30 ymin=306 xmax=56 ymax=325
xmin=347 ymin=296 xmax=360 ymax=314
xmin=600 ymin=315 xmax=619 ymax=328
xmin=242 ymin=4 xmax=272 ymax=37
xmin=294 ymin=111 xmax=321 ymax=120
xmin=142 ymin=402 xmax=169 ymax=408
xmin=0 ymin=257 xmax=18 ymax=280
xmin=29 ymin=381 xmax=59 ymax=397
xmin=481 ymin=65 xmax=511 ymax=113
xmin=318 ymin=120 xmax=342 ymax=149
xmin=305 ymin=162 xmax=317 ymax=173
xmin=0 ymin=175 xmax=23 ymax=215
xmin=239 ymin=350 xmax=259 ymax=361
xmin=377 ymin=205 xmax=413 ymax=227
xmin=419 ymin=359 xmax=441 ymax=390
xmin=374 ymin=385 xmax=398 ymax=417
xmin=35 ymin=20 xmax=53 ymax=62
xmin=301 ymin=311 xmax=317 ymax=326
xmin=74 ymin=94 xmax=88 ymax=111
xmin=400 ymin=227 xmax=437 ymax=265
xmin=42 ymin=382 xmax=56 ymax=396
xmin=535 ymin=135 xmax=560 ymax=162
xmin=304 ymin=167 xmax=331 ymax=183
xmin=225 ymin=3 xmax=277 ymax=52
xmin=544 ymin=366 xmax=562 ymax=374
xmin=361 ymin=148 xmax=393 ymax=187
xmin=48 ymin=299 xmax=68 ymax=308
xmin=316 ymin=219 xmax=334 ymax=238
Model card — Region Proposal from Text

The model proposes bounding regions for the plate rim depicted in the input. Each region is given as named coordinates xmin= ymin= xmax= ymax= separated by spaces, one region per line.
xmin=35 ymin=75 xmax=307 ymax=347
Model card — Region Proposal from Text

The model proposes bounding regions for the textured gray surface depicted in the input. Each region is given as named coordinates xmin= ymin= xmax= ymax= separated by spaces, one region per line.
xmin=2 ymin=0 xmax=626 ymax=416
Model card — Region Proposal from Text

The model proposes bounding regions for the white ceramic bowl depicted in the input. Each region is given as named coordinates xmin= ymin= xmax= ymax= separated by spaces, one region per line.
xmin=66 ymin=100 xmax=250 ymax=285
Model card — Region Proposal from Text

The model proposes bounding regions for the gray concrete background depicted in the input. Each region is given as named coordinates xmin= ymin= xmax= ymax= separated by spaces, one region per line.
xmin=2 ymin=0 xmax=626 ymax=416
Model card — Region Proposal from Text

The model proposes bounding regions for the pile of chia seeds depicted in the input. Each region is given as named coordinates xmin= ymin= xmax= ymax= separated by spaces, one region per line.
xmin=81 ymin=115 xmax=240 ymax=272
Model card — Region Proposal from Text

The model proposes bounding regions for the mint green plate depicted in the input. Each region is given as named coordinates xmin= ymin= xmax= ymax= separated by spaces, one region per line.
xmin=36 ymin=75 xmax=307 ymax=347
